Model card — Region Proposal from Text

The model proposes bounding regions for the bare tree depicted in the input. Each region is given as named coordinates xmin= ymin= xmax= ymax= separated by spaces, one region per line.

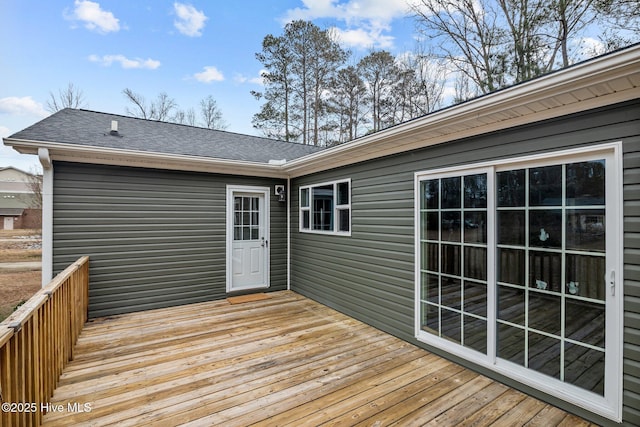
xmin=122 ymin=89 xmax=177 ymax=121
xmin=397 ymin=49 xmax=447 ymax=118
xmin=200 ymin=95 xmax=228 ymax=130
xmin=545 ymin=0 xmax=599 ymax=68
xmin=153 ymin=92 xmax=177 ymax=121
xmin=24 ymin=167 xmax=42 ymax=209
xmin=123 ymin=88 xmax=150 ymax=119
xmin=411 ymin=0 xmax=509 ymax=94
xmin=46 ymin=82 xmax=87 ymax=113
xmin=596 ymin=0 xmax=640 ymax=36
xmin=172 ymin=108 xmax=198 ymax=126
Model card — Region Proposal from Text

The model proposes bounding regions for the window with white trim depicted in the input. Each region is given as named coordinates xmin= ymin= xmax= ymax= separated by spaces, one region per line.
xmin=300 ymin=179 xmax=351 ymax=235
xmin=415 ymin=145 xmax=622 ymax=421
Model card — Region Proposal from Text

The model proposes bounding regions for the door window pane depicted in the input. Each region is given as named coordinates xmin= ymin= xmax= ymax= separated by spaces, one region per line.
xmin=441 ymin=177 xmax=461 ymax=209
xmin=464 ymin=174 xmax=487 ymax=208
xmin=498 ymin=285 xmax=525 ymax=325
xmin=422 ymin=212 xmax=439 ymax=240
xmin=497 ymin=169 xmax=525 ymax=207
xmin=566 ymin=160 xmax=605 ymax=206
xmin=497 ymin=248 xmax=525 ymax=286
xmin=421 ymin=273 xmax=439 ymax=304
xmin=529 ymin=292 xmax=561 ymax=335
xmin=566 ymin=209 xmax=605 ymax=252
xmin=497 ymin=323 xmax=525 ymax=365
xmin=565 ymin=299 xmax=605 ymax=347
xmin=422 ymin=242 xmax=439 ymax=272
xmin=441 ymin=244 xmax=461 ymax=276
xmin=565 ymin=254 xmax=605 ymax=300
xmin=529 ymin=165 xmax=562 ymax=206
xmin=564 ymin=343 xmax=605 ymax=395
xmin=529 ymin=251 xmax=561 ymax=292
xmin=441 ymin=211 xmax=461 ymax=241
xmin=529 ymin=210 xmax=562 ymax=248
xmin=422 ymin=180 xmax=439 ymax=209
xmin=464 ymin=316 xmax=487 ymax=353
xmin=497 ymin=211 xmax=525 ymax=245
xmin=423 ymin=303 xmax=439 ymax=333
xmin=234 ymin=196 xmax=259 ymax=241
xmin=464 ymin=247 xmax=487 ymax=281
xmin=464 ymin=211 xmax=486 ymax=243
xmin=441 ymin=308 xmax=461 ymax=343
xmin=528 ymin=332 xmax=560 ymax=379
xmin=441 ymin=277 xmax=462 ymax=310
xmin=464 ymin=281 xmax=486 ymax=317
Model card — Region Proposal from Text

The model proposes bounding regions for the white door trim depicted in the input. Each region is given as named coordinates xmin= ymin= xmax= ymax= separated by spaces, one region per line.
xmin=226 ymin=185 xmax=270 ymax=292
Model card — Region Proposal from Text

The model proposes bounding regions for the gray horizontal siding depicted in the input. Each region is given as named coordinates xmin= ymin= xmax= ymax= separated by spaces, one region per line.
xmin=624 ymin=134 xmax=640 ymax=427
xmin=291 ymin=99 xmax=640 ymax=426
xmin=53 ymin=162 xmax=287 ymax=318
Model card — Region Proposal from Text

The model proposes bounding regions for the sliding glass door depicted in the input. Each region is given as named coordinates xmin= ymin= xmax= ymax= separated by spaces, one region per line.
xmin=415 ymin=146 xmax=621 ymax=420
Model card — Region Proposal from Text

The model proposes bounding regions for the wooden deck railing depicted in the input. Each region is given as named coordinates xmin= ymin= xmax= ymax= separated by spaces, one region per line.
xmin=0 ymin=256 xmax=89 ymax=427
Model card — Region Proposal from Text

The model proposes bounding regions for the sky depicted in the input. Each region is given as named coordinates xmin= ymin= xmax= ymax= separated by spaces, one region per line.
xmin=0 ymin=0 xmax=421 ymax=172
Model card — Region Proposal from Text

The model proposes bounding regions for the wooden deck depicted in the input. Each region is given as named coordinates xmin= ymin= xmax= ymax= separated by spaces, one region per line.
xmin=42 ymin=291 xmax=594 ymax=426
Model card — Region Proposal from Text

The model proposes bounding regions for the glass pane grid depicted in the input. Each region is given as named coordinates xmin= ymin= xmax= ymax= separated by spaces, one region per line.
xmin=496 ymin=161 xmax=606 ymax=395
xmin=420 ymin=175 xmax=488 ymax=354
xmin=234 ymin=196 xmax=260 ymax=241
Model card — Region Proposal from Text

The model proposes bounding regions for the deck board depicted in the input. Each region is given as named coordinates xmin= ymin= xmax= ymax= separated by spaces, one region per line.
xmin=42 ymin=291 xmax=596 ymax=426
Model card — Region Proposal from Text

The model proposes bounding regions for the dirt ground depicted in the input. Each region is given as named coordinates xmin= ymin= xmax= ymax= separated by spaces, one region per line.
xmin=0 ymin=229 xmax=42 ymax=322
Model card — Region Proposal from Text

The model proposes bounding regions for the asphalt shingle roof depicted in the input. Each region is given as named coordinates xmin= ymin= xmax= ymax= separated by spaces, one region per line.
xmin=9 ymin=109 xmax=324 ymax=163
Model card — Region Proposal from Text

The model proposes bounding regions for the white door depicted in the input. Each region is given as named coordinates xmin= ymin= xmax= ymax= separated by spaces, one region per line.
xmin=226 ymin=186 xmax=270 ymax=292
xmin=4 ymin=217 xmax=14 ymax=230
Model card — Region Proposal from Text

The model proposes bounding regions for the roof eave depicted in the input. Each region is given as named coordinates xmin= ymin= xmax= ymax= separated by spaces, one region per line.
xmin=4 ymin=45 xmax=639 ymax=180
xmin=3 ymin=138 xmax=289 ymax=179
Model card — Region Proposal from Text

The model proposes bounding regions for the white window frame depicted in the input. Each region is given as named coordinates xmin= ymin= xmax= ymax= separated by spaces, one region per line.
xmin=299 ymin=179 xmax=351 ymax=236
xmin=414 ymin=142 xmax=623 ymax=422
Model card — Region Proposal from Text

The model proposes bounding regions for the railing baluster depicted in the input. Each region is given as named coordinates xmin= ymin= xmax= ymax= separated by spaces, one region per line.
xmin=0 ymin=256 xmax=89 ymax=427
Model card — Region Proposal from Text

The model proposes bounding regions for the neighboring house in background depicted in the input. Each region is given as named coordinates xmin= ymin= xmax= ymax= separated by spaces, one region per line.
xmin=4 ymin=44 xmax=640 ymax=425
xmin=0 ymin=166 xmax=42 ymax=230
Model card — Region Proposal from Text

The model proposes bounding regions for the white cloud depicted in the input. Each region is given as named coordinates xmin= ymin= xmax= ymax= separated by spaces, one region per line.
xmin=194 ymin=66 xmax=225 ymax=83
xmin=173 ymin=2 xmax=208 ymax=37
xmin=282 ymin=0 xmax=417 ymax=49
xmin=332 ymin=26 xmax=394 ymax=49
xmin=234 ymin=71 xmax=265 ymax=85
xmin=574 ymin=37 xmax=606 ymax=61
xmin=89 ymin=54 xmax=161 ymax=69
xmin=66 ymin=0 xmax=120 ymax=34
xmin=284 ymin=0 xmax=411 ymax=24
xmin=0 ymin=126 xmax=11 ymax=138
xmin=0 ymin=97 xmax=48 ymax=118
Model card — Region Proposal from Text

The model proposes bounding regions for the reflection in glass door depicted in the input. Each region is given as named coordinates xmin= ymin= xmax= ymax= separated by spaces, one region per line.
xmin=419 ymin=172 xmax=489 ymax=354
xmin=496 ymin=160 xmax=607 ymax=395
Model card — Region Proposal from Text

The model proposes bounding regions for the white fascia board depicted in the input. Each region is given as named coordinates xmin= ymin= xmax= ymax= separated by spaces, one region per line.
xmin=4 ymin=138 xmax=289 ymax=179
